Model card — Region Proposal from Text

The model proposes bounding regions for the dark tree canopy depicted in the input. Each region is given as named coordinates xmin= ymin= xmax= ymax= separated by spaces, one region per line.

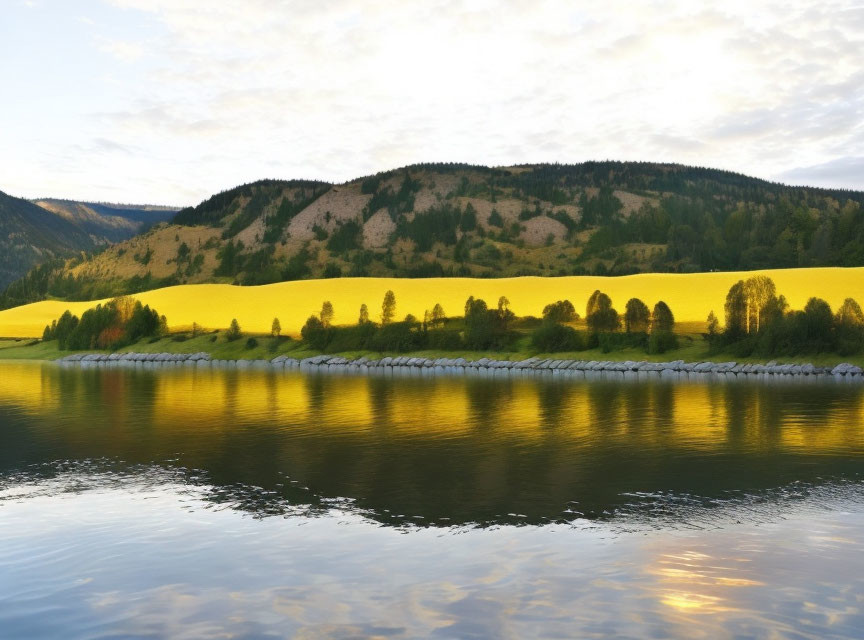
xmin=624 ymin=298 xmax=650 ymax=333
xmin=651 ymin=301 xmax=675 ymax=333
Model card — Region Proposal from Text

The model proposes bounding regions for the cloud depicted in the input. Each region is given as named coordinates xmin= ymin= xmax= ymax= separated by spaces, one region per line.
xmin=777 ymin=157 xmax=864 ymax=190
xmin=98 ymin=38 xmax=146 ymax=62
xmin=2 ymin=0 xmax=864 ymax=202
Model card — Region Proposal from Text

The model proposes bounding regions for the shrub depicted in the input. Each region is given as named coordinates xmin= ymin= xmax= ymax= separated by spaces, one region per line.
xmin=245 ymin=337 xmax=259 ymax=350
xmin=301 ymin=315 xmax=331 ymax=351
xmin=369 ymin=320 xmax=422 ymax=352
xmin=596 ymin=331 xmax=648 ymax=353
xmin=322 ymin=262 xmax=342 ymax=278
xmin=531 ymin=323 xmax=583 ymax=352
xmin=647 ymin=331 xmax=678 ymax=354
xmin=325 ymin=322 xmax=378 ymax=352
xmin=427 ymin=329 xmax=463 ymax=350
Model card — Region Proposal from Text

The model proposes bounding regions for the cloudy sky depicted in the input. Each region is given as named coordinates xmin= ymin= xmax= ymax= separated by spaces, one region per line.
xmin=1 ymin=0 xmax=863 ymax=205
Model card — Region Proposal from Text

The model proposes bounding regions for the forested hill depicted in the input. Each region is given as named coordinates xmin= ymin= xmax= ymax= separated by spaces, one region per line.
xmin=3 ymin=161 xmax=864 ymax=309
xmin=0 ymin=189 xmax=100 ymax=289
xmin=32 ymin=199 xmax=178 ymax=242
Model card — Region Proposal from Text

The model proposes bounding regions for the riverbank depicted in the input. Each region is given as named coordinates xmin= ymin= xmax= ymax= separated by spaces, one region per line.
xmin=42 ymin=350 xmax=864 ymax=381
xmin=3 ymin=333 xmax=864 ymax=376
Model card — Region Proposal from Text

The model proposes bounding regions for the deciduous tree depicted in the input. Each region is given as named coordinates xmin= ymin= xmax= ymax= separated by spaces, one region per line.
xmin=624 ymin=298 xmax=650 ymax=333
xmin=382 ymin=290 xmax=396 ymax=325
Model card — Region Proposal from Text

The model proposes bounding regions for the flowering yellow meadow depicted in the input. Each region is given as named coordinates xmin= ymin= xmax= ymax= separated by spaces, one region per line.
xmin=1 ymin=267 xmax=862 ymax=338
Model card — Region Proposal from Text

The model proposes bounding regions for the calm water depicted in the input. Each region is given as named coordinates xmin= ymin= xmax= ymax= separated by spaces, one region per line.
xmin=1 ymin=362 xmax=863 ymax=639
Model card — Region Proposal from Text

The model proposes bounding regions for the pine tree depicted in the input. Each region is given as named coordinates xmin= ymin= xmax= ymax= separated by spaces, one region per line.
xmin=226 ymin=318 xmax=242 ymax=341
xmin=271 ymin=317 xmax=281 ymax=337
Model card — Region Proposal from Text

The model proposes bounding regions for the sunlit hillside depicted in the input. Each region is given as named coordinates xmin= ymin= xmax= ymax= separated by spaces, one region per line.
xmin=0 ymin=267 xmax=860 ymax=338
xmin=4 ymin=162 xmax=864 ymax=312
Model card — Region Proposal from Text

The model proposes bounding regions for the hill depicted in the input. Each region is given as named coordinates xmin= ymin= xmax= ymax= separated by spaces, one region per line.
xmin=0 ymin=189 xmax=101 ymax=289
xmin=32 ymin=199 xmax=177 ymax=243
xmin=0 ymin=267 xmax=859 ymax=339
xmin=2 ymin=161 xmax=863 ymax=308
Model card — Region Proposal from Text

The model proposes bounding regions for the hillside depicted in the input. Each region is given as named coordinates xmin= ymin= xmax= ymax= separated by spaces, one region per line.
xmin=0 ymin=189 xmax=102 ymax=289
xmin=0 ymin=267 xmax=860 ymax=339
xmin=3 ymin=161 xmax=864 ymax=308
xmin=32 ymin=199 xmax=177 ymax=243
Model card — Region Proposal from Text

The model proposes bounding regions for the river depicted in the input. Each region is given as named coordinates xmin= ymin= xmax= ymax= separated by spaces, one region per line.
xmin=1 ymin=361 xmax=863 ymax=638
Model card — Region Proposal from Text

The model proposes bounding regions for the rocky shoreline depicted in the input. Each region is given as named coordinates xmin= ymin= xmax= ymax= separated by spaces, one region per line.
xmin=53 ymin=351 xmax=864 ymax=382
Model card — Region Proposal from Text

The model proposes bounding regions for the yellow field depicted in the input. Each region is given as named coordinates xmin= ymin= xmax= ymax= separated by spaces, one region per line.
xmin=0 ymin=267 xmax=862 ymax=338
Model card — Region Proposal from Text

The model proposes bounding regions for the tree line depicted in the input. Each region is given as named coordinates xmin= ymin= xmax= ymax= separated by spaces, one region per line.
xmin=42 ymin=296 xmax=166 ymax=350
xmin=295 ymin=289 xmax=678 ymax=355
xmin=710 ymin=276 xmax=864 ymax=356
xmin=36 ymin=278 xmax=864 ymax=360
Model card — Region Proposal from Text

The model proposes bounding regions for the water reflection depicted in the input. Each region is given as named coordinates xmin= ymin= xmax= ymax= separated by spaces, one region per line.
xmin=2 ymin=362 xmax=864 ymax=638
xmin=0 ymin=361 xmax=862 ymax=526
xmin=1 ymin=469 xmax=863 ymax=639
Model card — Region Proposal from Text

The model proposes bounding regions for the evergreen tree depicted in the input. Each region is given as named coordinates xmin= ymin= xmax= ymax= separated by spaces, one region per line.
xmin=226 ymin=318 xmax=242 ymax=341
xmin=271 ymin=317 xmax=281 ymax=337
xmin=358 ymin=303 xmax=370 ymax=325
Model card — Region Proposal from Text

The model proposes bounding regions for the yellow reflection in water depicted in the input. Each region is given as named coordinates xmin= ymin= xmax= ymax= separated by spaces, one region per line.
xmin=649 ymin=550 xmax=764 ymax=616
xmin=1 ymin=361 xmax=863 ymax=457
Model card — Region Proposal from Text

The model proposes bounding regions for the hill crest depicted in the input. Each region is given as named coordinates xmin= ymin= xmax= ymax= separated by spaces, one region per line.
xmin=3 ymin=161 xmax=863 ymax=308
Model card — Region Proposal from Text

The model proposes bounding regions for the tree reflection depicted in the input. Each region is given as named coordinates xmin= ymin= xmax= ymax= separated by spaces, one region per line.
xmin=0 ymin=363 xmax=862 ymax=527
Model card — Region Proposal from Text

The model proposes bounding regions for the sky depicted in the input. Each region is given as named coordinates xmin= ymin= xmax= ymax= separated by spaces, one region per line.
xmin=1 ymin=0 xmax=863 ymax=206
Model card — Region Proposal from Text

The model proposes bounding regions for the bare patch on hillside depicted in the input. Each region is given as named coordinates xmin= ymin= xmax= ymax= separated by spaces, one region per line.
xmin=521 ymin=216 xmax=568 ymax=246
xmin=287 ymin=184 xmax=370 ymax=241
xmin=363 ymin=209 xmax=396 ymax=248
xmin=457 ymin=197 xmax=580 ymax=230
xmin=615 ymin=190 xmax=656 ymax=216
xmin=457 ymin=197 xmax=524 ymax=226
xmin=582 ymin=189 xmax=657 ymax=217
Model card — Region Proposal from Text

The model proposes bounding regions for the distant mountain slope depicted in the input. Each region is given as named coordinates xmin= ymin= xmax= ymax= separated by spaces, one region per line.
xmin=3 ymin=161 xmax=864 ymax=308
xmin=32 ymin=199 xmax=177 ymax=242
xmin=0 ymin=189 xmax=102 ymax=289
